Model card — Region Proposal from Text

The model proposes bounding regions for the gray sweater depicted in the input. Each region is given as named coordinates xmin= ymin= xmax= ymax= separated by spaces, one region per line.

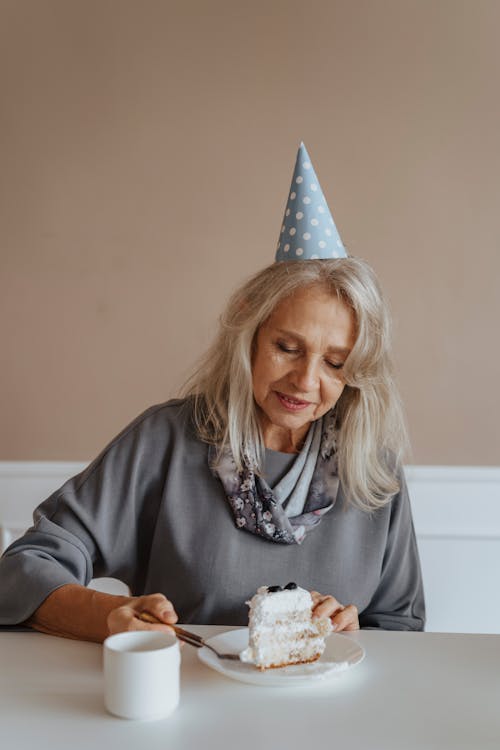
xmin=0 ymin=399 xmax=425 ymax=629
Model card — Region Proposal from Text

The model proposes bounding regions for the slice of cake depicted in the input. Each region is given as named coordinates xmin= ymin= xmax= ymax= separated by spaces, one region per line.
xmin=240 ymin=582 xmax=333 ymax=670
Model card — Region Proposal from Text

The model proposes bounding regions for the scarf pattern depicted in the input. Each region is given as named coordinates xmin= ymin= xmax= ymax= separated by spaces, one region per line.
xmin=210 ymin=414 xmax=340 ymax=545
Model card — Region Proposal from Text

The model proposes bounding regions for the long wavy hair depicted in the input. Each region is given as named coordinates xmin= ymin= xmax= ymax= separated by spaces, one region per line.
xmin=181 ymin=258 xmax=409 ymax=511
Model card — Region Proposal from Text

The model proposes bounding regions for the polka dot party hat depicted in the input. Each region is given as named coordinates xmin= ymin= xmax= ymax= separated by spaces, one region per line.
xmin=275 ymin=142 xmax=347 ymax=261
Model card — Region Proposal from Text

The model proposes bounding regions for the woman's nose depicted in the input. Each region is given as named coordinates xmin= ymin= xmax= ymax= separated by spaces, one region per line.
xmin=291 ymin=359 xmax=319 ymax=391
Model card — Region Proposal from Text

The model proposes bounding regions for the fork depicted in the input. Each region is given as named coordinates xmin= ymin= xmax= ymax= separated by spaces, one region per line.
xmin=137 ymin=612 xmax=241 ymax=661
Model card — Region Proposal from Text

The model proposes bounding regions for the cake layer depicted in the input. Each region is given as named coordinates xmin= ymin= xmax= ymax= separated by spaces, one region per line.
xmin=243 ymin=634 xmax=326 ymax=669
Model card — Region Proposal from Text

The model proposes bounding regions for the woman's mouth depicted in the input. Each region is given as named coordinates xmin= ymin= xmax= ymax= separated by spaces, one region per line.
xmin=275 ymin=391 xmax=312 ymax=412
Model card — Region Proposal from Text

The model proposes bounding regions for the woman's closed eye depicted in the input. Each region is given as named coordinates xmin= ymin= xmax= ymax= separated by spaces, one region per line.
xmin=277 ymin=342 xmax=344 ymax=370
xmin=277 ymin=341 xmax=299 ymax=354
xmin=325 ymin=360 xmax=344 ymax=370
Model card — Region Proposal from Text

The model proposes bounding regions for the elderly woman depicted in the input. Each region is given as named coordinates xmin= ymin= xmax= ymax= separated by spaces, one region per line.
xmin=0 ymin=146 xmax=424 ymax=641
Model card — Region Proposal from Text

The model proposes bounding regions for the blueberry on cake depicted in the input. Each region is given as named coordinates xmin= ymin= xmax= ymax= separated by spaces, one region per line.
xmin=240 ymin=583 xmax=333 ymax=670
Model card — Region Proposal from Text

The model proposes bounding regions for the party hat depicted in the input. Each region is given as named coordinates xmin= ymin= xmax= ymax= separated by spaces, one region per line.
xmin=275 ymin=143 xmax=347 ymax=261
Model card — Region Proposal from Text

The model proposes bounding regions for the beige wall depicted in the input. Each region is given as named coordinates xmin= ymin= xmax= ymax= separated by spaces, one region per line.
xmin=1 ymin=0 xmax=499 ymax=464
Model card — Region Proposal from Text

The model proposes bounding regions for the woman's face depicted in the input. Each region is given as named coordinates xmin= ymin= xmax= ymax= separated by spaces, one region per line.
xmin=252 ymin=283 xmax=356 ymax=452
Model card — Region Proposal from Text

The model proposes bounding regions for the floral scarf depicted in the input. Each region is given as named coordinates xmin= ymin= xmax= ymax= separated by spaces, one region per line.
xmin=209 ymin=413 xmax=340 ymax=544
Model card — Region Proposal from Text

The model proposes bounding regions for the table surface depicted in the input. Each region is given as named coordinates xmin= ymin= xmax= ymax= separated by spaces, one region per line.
xmin=1 ymin=626 xmax=500 ymax=750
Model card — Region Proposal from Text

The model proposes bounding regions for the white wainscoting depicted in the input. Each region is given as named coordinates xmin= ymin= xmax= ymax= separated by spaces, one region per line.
xmin=405 ymin=466 xmax=500 ymax=634
xmin=0 ymin=462 xmax=499 ymax=633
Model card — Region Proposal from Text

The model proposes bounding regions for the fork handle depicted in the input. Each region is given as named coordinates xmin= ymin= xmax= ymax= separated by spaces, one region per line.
xmin=171 ymin=624 xmax=204 ymax=647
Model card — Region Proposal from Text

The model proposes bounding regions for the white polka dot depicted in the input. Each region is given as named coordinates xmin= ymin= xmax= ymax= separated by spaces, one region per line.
xmin=281 ymin=225 xmax=285 ymax=233
xmin=285 ymin=208 xmax=291 ymax=217
xmin=296 ymin=248 xmax=304 ymax=256
xmin=296 ymin=211 xmax=304 ymax=220
xmin=303 ymin=196 xmax=311 ymax=204
xmin=337 ymin=238 xmax=342 ymax=247
xmin=310 ymin=218 xmax=319 ymax=226
xmin=284 ymin=244 xmax=290 ymax=252
xmin=325 ymin=228 xmax=332 ymax=236
xmin=330 ymin=217 xmax=334 ymax=225
xmin=303 ymin=161 xmax=311 ymax=169
xmin=318 ymin=206 xmax=325 ymax=214
xmin=289 ymin=227 xmax=296 ymax=236
xmin=319 ymin=240 xmax=327 ymax=249
xmin=310 ymin=183 xmax=317 ymax=191
xmin=290 ymin=191 xmax=296 ymax=200
xmin=303 ymin=232 xmax=311 ymax=240
xmin=311 ymin=254 xmax=319 ymax=259
xmin=296 ymin=176 xmax=303 ymax=184
xmin=332 ymin=250 xmax=339 ymax=258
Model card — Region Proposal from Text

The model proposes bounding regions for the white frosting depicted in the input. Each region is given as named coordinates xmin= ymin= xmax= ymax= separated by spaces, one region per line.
xmin=247 ymin=585 xmax=312 ymax=618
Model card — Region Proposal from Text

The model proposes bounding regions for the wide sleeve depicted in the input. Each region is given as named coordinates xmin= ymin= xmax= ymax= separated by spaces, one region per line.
xmin=0 ymin=404 xmax=174 ymax=625
xmin=359 ymin=470 xmax=426 ymax=631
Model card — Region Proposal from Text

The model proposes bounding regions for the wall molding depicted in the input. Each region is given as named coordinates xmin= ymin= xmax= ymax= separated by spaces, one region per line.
xmin=0 ymin=462 xmax=88 ymax=476
xmin=1 ymin=460 xmax=498 ymax=529
xmin=0 ymin=461 xmax=87 ymax=530
xmin=0 ymin=461 xmax=499 ymax=534
xmin=405 ymin=465 xmax=500 ymax=539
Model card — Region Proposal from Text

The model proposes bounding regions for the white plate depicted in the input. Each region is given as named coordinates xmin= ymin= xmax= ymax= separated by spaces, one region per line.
xmin=197 ymin=628 xmax=365 ymax=687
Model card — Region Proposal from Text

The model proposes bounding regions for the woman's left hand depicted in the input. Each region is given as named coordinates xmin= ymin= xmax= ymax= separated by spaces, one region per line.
xmin=311 ymin=591 xmax=359 ymax=632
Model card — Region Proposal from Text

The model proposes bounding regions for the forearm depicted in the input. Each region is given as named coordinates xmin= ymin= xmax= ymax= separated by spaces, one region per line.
xmin=359 ymin=610 xmax=425 ymax=631
xmin=26 ymin=584 xmax=131 ymax=643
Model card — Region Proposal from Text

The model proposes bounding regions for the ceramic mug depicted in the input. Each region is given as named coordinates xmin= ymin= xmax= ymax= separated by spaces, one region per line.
xmin=103 ymin=630 xmax=180 ymax=720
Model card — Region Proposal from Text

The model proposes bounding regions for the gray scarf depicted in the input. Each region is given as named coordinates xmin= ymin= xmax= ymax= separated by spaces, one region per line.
xmin=210 ymin=413 xmax=340 ymax=544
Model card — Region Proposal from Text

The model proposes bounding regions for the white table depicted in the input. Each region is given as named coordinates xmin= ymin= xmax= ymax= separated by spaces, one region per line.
xmin=1 ymin=626 xmax=500 ymax=750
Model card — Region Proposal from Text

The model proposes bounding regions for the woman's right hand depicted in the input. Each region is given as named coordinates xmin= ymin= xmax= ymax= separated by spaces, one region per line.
xmin=107 ymin=593 xmax=179 ymax=636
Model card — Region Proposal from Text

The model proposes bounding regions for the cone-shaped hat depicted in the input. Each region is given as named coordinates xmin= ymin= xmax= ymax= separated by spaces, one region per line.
xmin=275 ymin=143 xmax=347 ymax=261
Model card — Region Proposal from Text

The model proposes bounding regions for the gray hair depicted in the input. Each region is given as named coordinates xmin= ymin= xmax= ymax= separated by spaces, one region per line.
xmin=182 ymin=258 xmax=409 ymax=511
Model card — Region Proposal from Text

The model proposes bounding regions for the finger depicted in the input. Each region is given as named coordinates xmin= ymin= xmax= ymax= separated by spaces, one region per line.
xmin=312 ymin=594 xmax=345 ymax=620
xmin=133 ymin=612 xmax=184 ymax=644
xmin=331 ymin=604 xmax=359 ymax=632
xmin=135 ymin=594 xmax=178 ymax=625
xmin=108 ymin=605 xmax=176 ymax=636
xmin=129 ymin=615 xmax=176 ymax=634
xmin=310 ymin=591 xmax=324 ymax=607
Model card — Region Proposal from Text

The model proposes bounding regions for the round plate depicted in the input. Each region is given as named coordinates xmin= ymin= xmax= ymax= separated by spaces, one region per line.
xmin=197 ymin=628 xmax=365 ymax=687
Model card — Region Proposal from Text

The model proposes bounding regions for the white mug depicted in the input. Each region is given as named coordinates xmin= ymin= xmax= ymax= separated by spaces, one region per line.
xmin=103 ymin=631 xmax=180 ymax=720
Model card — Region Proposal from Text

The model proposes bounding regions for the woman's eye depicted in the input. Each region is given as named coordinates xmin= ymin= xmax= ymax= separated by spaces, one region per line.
xmin=277 ymin=342 xmax=298 ymax=354
xmin=326 ymin=360 xmax=344 ymax=370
